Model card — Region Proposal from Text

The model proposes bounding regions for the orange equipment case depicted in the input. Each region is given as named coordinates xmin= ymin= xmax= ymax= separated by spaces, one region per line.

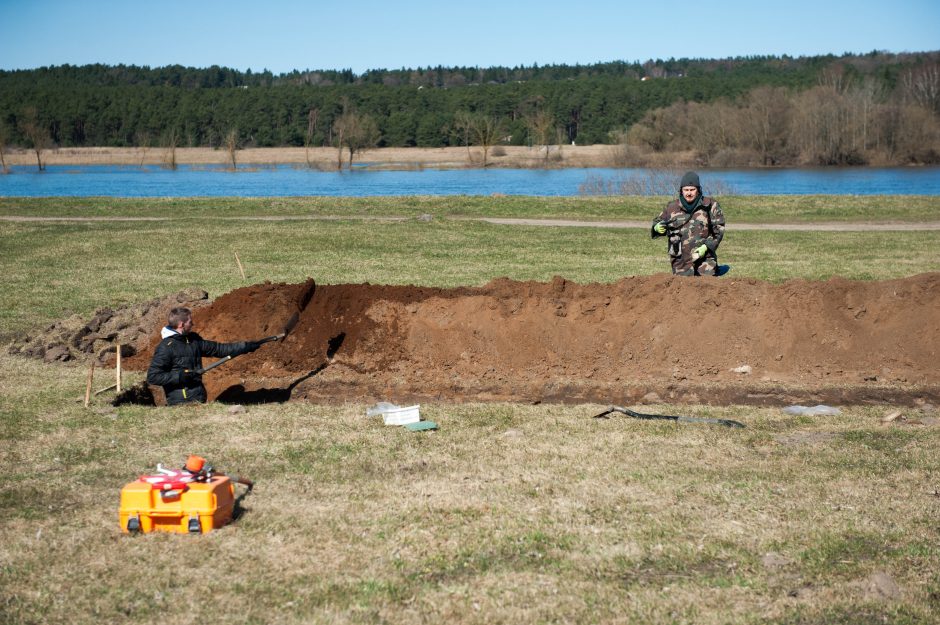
xmin=119 ymin=475 xmax=235 ymax=534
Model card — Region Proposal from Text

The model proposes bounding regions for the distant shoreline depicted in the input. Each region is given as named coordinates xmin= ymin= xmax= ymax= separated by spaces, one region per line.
xmin=4 ymin=145 xmax=933 ymax=171
xmin=0 ymin=145 xmax=722 ymax=171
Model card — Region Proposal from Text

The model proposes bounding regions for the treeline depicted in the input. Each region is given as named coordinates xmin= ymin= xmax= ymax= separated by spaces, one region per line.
xmin=0 ymin=55 xmax=831 ymax=89
xmin=0 ymin=52 xmax=938 ymax=166
xmin=621 ymin=62 xmax=940 ymax=166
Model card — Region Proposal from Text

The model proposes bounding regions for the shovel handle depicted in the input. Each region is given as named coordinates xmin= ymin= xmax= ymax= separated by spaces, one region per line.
xmin=196 ymin=332 xmax=287 ymax=375
xmin=228 ymin=475 xmax=254 ymax=492
xmin=195 ymin=334 xmax=285 ymax=375
xmin=196 ymin=355 xmax=232 ymax=375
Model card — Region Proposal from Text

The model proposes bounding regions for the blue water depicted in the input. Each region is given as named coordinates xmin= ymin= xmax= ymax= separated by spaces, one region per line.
xmin=1 ymin=164 xmax=939 ymax=197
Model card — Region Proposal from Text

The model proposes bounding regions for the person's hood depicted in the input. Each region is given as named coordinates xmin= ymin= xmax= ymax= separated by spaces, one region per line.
xmin=161 ymin=326 xmax=179 ymax=339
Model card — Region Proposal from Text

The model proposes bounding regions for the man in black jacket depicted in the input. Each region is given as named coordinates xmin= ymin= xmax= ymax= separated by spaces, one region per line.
xmin=146 ymin=307 xmax=261 ymax=406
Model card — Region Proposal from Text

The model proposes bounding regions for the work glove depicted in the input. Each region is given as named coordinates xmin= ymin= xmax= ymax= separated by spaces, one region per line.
xmin=653 ymin=221 xmax=667 ymax=235
xmin=179 ymin=368 xmax=202 ymax=386
xmin=691 ymin=244 xmax=708 ymax=261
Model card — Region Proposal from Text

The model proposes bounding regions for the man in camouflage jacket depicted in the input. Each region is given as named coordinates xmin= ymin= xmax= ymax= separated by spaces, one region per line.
xmin=650 ymin=171 xmax=725 ymax=276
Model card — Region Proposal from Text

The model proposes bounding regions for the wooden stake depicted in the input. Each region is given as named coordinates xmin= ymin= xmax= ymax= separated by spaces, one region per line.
xmin=94 ymin=383 xmax=117 ymax=396
xmin=115 ymin=344 xmax=122 ymax=393
xmin=234 ymin=251 xmax=246 ymax=280
xmin=84 ymin=361 xmax=95 ymax=408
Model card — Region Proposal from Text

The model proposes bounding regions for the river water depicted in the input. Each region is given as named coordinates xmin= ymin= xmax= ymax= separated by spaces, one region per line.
xmin=1 ymin=164 xmax=939 ymax=197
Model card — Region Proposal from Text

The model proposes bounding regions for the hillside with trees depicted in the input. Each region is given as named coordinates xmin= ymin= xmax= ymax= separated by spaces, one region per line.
xmin=0 ymin=51 xmax=938 ymax=167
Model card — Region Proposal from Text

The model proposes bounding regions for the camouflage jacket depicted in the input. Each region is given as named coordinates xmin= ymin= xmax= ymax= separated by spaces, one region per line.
xmin=650 ymin=197 xmax=725 ymax=265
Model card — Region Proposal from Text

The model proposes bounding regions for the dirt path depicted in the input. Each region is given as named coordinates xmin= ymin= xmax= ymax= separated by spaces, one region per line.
xmin=471 ymin=218 xmax=940 ymax=231
xmin=2 ymin=214 xmax=938 ymax=231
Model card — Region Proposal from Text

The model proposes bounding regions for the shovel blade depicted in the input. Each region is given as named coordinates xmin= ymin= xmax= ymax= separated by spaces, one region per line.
xmin=282 ymin=312 xmax=300 ymax=337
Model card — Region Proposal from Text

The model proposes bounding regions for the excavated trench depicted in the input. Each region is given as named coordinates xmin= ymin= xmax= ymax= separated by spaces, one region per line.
xmin=109 ymin=273 xmax=940 ymax=407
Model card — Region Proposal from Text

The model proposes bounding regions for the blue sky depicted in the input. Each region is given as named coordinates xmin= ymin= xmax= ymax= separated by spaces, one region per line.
xmin=1 ymin=0 xmax=937 ymax=74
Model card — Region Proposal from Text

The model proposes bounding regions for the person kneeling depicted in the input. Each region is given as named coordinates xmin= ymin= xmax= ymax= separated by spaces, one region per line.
xmin=650 ymin=171 xmax=726 ymax=276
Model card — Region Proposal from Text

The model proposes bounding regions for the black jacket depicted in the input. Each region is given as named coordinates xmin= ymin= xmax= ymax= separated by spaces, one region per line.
xmin=146 ymin=331 xmax=251 ymax=405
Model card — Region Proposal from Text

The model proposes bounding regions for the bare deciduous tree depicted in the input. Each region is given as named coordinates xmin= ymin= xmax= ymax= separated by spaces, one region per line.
xmin=163 ymin=128 xmax=179 ymax=170
xmin=453 ymin=112 xmax=505 ymax=167
xmin=818 ymin=63 xmax=849 ymax=92
xmin=876 ymin=103 xmax=940 ymax=162
xmin=19 ymin=107 xmax=50 ymax=171
xmin=739 ymin=86 xmax=791 ymax=165
xmin=346 ymin=113 xmax=379 ymax=166
xmin=789 ymin=86 xmax=874 ymax=165
xmin=332 ymin=107 xmax=380 ymax=169
xmin=901 ymin=62 xmax=940 ymax=113
xmin=453 ymin=111 xmax=474 ymax=161
xmin=224 ymin=129 xmax=239 ymax=170
xmin=332 ymin=114 xmax=345 ymax=169
xmin=625 ymin=101 xmax=690 ymax=152
xmin=0 ymin=121 xmax=8 ymax=173
xmin=525 ymin=109 xmax=557 ymax=163
xmin=621 ymin=72 xmax=940 ymax=167
xmin=305 ymin=107 xmax=319 ymax=167
xmin=847 ymin=79 xmax=884 ymax=152
xmin=134 ymin=130 xmax=151 ymax=166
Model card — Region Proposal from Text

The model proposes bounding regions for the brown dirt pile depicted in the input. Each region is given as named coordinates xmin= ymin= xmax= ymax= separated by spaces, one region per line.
xmin=108 ymin=273 xmax=940 ymax=407
xmin=7 ymin=288 xmax=211 ymax=364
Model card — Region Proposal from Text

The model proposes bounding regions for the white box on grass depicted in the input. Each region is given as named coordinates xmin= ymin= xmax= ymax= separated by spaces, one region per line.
xmin=381 ymin=404 xmax=421 ymax=425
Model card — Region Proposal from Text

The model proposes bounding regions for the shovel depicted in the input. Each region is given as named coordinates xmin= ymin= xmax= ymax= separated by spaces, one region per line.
xmin=196 ymin=312 xmax=301 ymax=375
xmin=592 ymin=405 xmax=745 ymax=428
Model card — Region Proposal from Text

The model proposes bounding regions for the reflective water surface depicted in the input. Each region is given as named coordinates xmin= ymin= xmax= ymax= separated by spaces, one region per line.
xmin=1 ymin=164 xmax=939 ymax=197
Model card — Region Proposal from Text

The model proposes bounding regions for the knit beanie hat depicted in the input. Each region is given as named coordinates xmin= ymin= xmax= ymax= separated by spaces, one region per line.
xmin=679 ymin=171 xmax=701 ymax=190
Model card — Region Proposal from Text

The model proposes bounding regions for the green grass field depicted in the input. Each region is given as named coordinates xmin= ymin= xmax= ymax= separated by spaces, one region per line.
xmin=1 ymin=196 xmax=939 ymax=625
xmin=0 ymin=194 xmax=937 ymax=222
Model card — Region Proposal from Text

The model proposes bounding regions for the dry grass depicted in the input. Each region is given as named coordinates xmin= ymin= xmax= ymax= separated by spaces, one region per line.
xmin=1 ymin=197 xmax=939 ymax=624
xmin=1 ymin=355 xmax=937 ymax=624
xmin=2 ymin=145 xmax=628 ymax=170
xmin=1 ymin=216 xmax=937 ymax=337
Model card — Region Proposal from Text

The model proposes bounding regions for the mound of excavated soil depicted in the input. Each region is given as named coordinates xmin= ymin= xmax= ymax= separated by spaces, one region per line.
xmin=7 ymin=288 xmax=211 ymax=364
xmin=113 ymin=273 xmax=940 ymax=407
